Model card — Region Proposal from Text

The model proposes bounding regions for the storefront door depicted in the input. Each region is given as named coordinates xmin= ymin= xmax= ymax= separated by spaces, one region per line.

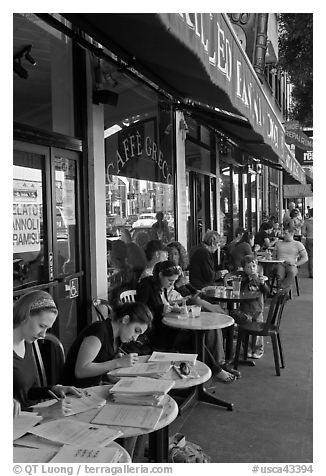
xmin=13 ymin=141 xmax=85 ymax=352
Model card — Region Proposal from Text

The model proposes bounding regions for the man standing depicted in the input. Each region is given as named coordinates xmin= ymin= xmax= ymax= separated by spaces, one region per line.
xmin=151 ymin=211 xmax=170 ymax=243
xmin=189 ymin=230 xmax=228 ymax=289
xmin=302 ymin=208 xmax=313 ymax=278
xmin=273 ymin=227 xmax=308 ymax=289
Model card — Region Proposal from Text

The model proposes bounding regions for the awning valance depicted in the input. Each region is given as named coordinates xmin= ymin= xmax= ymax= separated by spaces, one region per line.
xmin=63 ymin=12 xmax=306 ymax=184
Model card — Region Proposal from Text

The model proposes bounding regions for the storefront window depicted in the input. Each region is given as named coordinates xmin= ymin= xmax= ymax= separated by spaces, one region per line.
xmin=104 ymin=70 xmax=175 ymax=267
xmin=219 ymin=163 xmax=232 ymax=240
xmin=13 ymin=14 xmax=74 ymax=136
xmin=232 ymin=168 xmax=240 ymax=233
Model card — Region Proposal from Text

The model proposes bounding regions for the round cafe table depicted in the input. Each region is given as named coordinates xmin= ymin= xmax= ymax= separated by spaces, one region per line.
xmin=162 ymin=312 xmax=235 ymax=411
xmin=257 ymin=258 xmax=285 ymax=287
xmin=202 ymin=290 xmax=261 ymax=363
xmin=70 ymin=385 xmax=178 ymax=463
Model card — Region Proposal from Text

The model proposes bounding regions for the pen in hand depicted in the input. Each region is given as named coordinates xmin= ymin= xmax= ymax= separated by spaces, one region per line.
xmin=48 ymin=389 xmax=63 ymax=401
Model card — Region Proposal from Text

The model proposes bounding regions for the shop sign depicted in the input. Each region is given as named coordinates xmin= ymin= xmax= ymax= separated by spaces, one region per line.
xmin=295 ymin=148 xmax=313 ymax=166
xmin=279 ymin=149 xmax=306 ymax=185
xmin=285 ymin=125 xmax=313 ymax=151
xmin=160 ymin=13 xmax=285 ymax=156
xmin=105 ymin=118 xmax=173 ymax=184
xmin=13 ymin=180 xmax=41 ymax=253
xmin=283 ymin=184 xmax=312 ymax=198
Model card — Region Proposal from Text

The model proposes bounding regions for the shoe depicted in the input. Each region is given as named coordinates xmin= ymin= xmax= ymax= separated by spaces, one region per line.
xmin=221 ymin=364 xmax=241 ymax=378
xmin=252 ymin=351 xmax=264 ymax=359
xmin=246 ymin=352 xmax=253 ymax=358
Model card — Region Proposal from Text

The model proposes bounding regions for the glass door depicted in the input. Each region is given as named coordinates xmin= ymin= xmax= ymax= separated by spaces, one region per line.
xmin=13 ymin=142 xmax=85 ymax=352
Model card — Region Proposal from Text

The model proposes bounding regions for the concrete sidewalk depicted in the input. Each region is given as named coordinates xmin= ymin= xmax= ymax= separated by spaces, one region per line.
xmin=169 ymin=266 xmax=313 ymax=463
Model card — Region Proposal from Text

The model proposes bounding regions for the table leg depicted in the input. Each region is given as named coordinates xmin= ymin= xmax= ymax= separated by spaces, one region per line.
xmin=148 ymin=426 xmax=169 ymax=463
xmin=196 ymin=330 xmax=234 ymax=411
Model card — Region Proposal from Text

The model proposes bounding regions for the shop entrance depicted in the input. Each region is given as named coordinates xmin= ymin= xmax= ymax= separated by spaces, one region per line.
xmin=13 ymin=141 xmax=85 ymax=352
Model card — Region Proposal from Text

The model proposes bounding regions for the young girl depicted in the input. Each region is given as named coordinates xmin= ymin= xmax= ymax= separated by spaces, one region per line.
xmin=62 ymin=301 xmax=153 ymax=387
xmin=13 ymin=290 xmax=82 ymax=416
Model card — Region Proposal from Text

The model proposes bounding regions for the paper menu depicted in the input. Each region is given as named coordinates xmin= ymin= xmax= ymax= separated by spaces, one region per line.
xmin=13 ymin=446 xmax=57 ymax=463
xmin=50 ymin=445 xmax=122 ymax=463
xmin=28 ymin=418 xmax=122 ymax=448
xmin=91 ymin=403 xmax=163 ymax=430
xmin=13 ymin=411 xmax=43 ymax=440
xmin=109 ymin=361 xmax=172 ymax=377
xmin=148 ymin=351 xmax=198 ymax=365
xmin=109 ymin=376 xmax=174 ymax=395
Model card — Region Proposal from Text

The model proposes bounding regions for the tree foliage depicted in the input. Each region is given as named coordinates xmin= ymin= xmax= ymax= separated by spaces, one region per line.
xmin=278 ymin=13 xmax=313 ymax=127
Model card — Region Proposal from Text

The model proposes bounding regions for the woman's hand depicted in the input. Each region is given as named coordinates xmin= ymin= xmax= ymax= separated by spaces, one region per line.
xmin=176 ymin=275 xmax=188 ymax=287
xmin=116 ymin=353 xmax=139 ymax=368
xmin=51 ymin=384 xmax=83 ymax=398
xmin=36 ymin=399 xmax=74 ymax=419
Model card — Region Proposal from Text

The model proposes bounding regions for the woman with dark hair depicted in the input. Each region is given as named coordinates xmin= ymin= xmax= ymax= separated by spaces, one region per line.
xmin=136 ymin=260 xmax=182 ymax=349
xmin=231 ymin=231 xmax=258 ymax=270
xmin=13 ymin=290 xmax=82 ymax=413
xmin=62 ymin=302 xmax=153 ymax=388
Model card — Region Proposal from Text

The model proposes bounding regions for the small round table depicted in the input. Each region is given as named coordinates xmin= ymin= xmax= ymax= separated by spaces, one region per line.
xmin=108 ymin=355 xmax=212 ymax=390
xmin=162 ymin=312 xmax=234 ymax=411
xmin=258 ymin=259 xmax=285 ymax=288
xmin=201 ymin=291 xmax=261 ymax=363
xmin=71 ymin=386 xmax=178 ymax=463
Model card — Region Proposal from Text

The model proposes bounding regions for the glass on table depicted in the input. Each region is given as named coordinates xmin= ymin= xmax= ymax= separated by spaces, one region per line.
xmin=232 ymin=276 xmax=242 ymax=297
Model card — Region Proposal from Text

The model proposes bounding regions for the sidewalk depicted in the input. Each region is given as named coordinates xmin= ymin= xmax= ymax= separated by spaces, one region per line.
xmin=169 ymin=266 xmax=313 ymax=463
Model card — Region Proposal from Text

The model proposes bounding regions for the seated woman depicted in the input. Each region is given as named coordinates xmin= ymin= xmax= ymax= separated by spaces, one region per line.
xmin=230 ymin=231 xmax=260 ymax=270
xmin=166 ymin=241 xmax=239 ymax=381
xmin=62 ymin=302 xmax=153 ymax=388
xmin=13 ymin=290 xmax=82 ymax=416
xmin=136 ymin=260 xmax=182 ymax=350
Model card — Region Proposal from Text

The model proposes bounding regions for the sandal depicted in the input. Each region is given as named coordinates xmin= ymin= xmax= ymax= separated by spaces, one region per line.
xmin=221 ymin=364 xmax=241 ymax=378
xmin=214 ymin=369 xmax=236 ymax=384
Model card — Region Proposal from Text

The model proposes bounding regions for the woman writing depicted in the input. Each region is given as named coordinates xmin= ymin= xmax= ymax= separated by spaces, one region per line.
xmin=62 ymin=301 xmax=153 ymax=388
xmin=13 ymin=290 xmax=82 ymax=416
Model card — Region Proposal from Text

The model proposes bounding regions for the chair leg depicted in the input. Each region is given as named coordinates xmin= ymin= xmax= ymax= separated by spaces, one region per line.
xmin=233 ymin=333 xmax=242 ymax=370
xmin=271 ymin=333 xmax=281 ymax=376
xmin=295 ymin=275 xmax=300 ymax=296
xmin=243 ymin=333 xmax=250 ymax=359
xmin=289 ymin=288 xmax=292 ymax=299
xmin=277 ymin=332 xmax=285 ymax=368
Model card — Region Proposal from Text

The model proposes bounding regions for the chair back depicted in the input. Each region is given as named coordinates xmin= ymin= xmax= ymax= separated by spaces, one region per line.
xmin=119 ymin=289 xmax=136 ymax=303
xmin=264 ymin=288 xmax=290 ymax=332
xmin=32 ymin=333 xmax=65 ymax=387
xmin=92 ymin=298 xmax=113 ymax=321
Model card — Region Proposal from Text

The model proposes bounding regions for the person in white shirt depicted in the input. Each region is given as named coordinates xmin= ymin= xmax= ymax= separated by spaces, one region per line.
xmin=301 ymin=208 xmax=313 ymax=278
xmin=272 ymin=227 xmax=308 ymax=289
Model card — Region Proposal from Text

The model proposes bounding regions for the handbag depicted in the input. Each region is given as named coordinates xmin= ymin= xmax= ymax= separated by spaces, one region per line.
xmin=168 ymin=433 xmax=211 ymax=463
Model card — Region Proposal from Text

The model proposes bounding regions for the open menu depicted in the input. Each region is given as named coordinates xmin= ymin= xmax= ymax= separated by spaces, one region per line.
xmin=28 ymin=418 xmax=122 ymax=448
xmin=91 ymin=403 xmax=163 ymax=430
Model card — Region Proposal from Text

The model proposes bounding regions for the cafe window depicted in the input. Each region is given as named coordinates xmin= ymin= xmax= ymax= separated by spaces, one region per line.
xmin=104 ymin=69 xmax=175 ymax=263
xmin=13 ymin=14 xmax=74 ymax=136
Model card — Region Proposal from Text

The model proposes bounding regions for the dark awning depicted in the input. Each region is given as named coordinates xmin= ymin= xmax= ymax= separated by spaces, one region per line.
xmin=63 ymin=12 xmax=306 ymax=184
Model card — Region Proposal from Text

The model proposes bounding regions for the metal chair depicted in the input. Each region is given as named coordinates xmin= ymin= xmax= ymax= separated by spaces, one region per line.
xmin=119 ymin=289 xmax=137 ymax=303
xmin=233 ymin=288 xmax=290 ymax=376
xmin=32 ymin=333 xmax=65 ymax=387
xmin=92 ymin=298 xmax=113 ymax=321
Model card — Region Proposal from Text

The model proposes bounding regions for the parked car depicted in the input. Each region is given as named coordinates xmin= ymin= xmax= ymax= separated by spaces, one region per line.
xmin=124 ymin=214 xmax=139 ymax=229
xmin=132 ymin=213 xmax=157 ymax=229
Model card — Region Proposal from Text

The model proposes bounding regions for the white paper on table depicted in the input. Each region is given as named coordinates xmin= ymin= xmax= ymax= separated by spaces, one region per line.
xmin=91 ymin=403 xmax=163 ymax=429
xmin=14 ymin=434 xmax=62 ymax=450
xmin=109 ymin=361 xmax=172 ymax=377
xmin=31 ymin=393 xmax=106 ymax=416
xmin=13 ymin=446 xmax=57 ymax=463
xmin=28 ymin=418 xmax=122 ymax=448
xmin=50 ymin=445 xmax=122 ymax=463
xmin=148 ymin=351 xmax=198 ymax=365
xmin=109 ymin=376 xmax=174 ymax=395
xmin=13 ymin=412 xmax=43 ymax=440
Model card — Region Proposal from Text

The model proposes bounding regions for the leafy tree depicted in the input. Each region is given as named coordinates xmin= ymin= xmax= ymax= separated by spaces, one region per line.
xmin=278 ymin=13 xmax=313 ymax=126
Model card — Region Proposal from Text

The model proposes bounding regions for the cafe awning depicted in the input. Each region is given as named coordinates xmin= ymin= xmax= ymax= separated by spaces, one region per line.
xmin=63 ymin=12 xmax=306 ymax=183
